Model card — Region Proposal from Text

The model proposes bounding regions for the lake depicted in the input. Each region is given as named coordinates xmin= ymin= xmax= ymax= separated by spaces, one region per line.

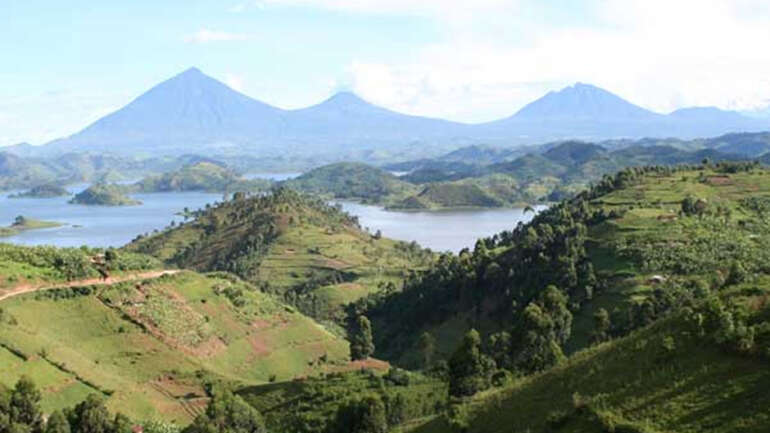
xmin=1 ymin=183 xmax=543 ymax=252
xmin=338 ymin=202 xmax=544 ymax=252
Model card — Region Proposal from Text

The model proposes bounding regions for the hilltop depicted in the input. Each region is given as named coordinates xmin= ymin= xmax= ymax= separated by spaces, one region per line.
xmin=391 ymin=175 xmax=525 ymax=210
xmin=125 ymin=188 xmax=434 ymax=323
xmin=69 ymin=184 xmax=141 ymax=206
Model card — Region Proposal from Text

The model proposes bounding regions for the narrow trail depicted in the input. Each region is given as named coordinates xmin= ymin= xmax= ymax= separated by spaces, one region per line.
xmin=0 ymin=270 xmax=180 ymax=302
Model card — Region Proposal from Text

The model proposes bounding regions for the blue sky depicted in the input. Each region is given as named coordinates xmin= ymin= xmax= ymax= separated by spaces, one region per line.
xmin=2 ymin=0 xmax=770 ymax=146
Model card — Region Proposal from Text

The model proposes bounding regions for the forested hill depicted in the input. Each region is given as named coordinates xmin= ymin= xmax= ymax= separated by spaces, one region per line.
xmin=125 ymin=188 xmax=433 ymax=323
xmin=353 ymin=161 xmax=770 ymax=370
xmin=281 ymin=162 xmax=418 ymax=203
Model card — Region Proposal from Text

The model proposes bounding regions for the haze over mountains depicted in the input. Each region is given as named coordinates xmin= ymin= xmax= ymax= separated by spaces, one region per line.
xmin=6 ymin=68 xmax=769 ymax=160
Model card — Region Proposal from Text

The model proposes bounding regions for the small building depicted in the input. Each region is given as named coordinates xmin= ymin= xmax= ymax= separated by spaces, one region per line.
xmin=648 ymin=275 xmax=666 ymax=284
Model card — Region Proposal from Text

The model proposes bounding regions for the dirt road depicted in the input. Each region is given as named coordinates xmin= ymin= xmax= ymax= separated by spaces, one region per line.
xmin=0 ymin=270 xmax=180 ymax=302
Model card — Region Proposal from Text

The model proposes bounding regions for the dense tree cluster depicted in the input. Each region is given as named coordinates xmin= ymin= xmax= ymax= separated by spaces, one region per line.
xmin=183 ymin=391 xmax=265 ymax=433
xmin=0 ymin=379 xmax=130 ymax=433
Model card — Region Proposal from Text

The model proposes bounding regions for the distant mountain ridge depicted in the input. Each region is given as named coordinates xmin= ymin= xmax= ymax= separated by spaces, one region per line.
xmin=511 ymin=83 xmax=660 ymax=121
xmin=8 ymin=68 xmax=770 ymax=159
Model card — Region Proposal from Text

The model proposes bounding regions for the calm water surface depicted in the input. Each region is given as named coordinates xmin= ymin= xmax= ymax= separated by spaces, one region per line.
xmin=1 ymin=177 xmax=544 ymax=252
xmin=0 ymin=185 xmax=222 ymax=248
xmin=338 ymin=202 xmax=545 ymax=252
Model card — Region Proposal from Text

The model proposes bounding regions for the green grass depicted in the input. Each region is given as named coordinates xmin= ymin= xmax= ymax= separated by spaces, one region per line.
xmin=0 ymin=271 xmax=354 ymax=422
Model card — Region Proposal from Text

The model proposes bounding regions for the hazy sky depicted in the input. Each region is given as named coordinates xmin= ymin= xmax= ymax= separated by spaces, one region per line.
xmin=2 ymin=0 xmax=770 ymax=146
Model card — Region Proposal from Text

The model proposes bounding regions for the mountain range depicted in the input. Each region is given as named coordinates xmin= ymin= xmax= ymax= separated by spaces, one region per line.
xmin=5 ymin=68 xmax=769 ymax=160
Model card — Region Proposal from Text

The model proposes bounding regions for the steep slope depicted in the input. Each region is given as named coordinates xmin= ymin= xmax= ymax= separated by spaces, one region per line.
xmin=46 ymin=68 xmax=286 ymax=157
xmin=411 ymin=288 xmax=770 ymax=433
xmin=125 ymin=188 xmax=433 ymax=322
xmin=0 ymin=270 xmax=353 ymax=422
xmin=512 ymin=83 xmax=659 ymax=122
xmin=37 ymin=71 xmax=472 ymax=159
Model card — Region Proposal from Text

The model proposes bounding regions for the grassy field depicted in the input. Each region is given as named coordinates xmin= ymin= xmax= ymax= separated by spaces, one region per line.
xmin=0 ymin=271 xmax=356 ymax=422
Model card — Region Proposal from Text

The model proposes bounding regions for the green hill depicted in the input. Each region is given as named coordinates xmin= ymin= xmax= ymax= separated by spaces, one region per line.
xmin=282 ymin=162 xmax=418 ymax=204
xmin=134 ymin=161 xmax=271 ymax=193
xmin=0 ymin=269 xmax=356 ymax=422
xmin=125 ymin=188 xmax=434 ymax=323
xmin=9 ymin=183 xmax=70 ymax=199
xmin=69 ymin=184 xmax=141 ymax=206
xmin=0 ymin=216 xmax=63 ymax=238
xmin=410 ymin=284 xmax=770 ymax=432
xmin=356 ymin=161 xmax=770 ymax=366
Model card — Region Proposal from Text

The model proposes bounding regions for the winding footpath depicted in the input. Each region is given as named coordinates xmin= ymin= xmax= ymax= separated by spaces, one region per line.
xmin=0 ymin=270 xmax=180 ymax=302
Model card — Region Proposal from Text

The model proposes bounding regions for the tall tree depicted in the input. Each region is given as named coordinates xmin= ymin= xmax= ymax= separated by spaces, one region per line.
xmin=45 ymin=412 xmax=70 ymax=433
xmin=331 ymin=395 xmax=387 ymax=433
xmin=66 ymin=395 xmax=113 ymax=433
xmin=417 ymin=332 xmax=436 ymax=369
xmin=448 ymin=329 xmax=494 ymax=397
xmin=9 ymin=376 xmax=43 ymax=433
xmin=183 ymin=390 xmax=265 ymax=433
xmin=350 ymin=315 xmax=375 ymax=360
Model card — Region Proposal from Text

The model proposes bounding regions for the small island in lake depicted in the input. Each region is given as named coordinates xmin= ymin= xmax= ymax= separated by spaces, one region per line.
xmin=69 ymin=183 xmax=142 ymax=206
xmin=0 ymin=215 xmax=63 ymax=237
xmin=9 ymin=183 xmax=71 ymax=199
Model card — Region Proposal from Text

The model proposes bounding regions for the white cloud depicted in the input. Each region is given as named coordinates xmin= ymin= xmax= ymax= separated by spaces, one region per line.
xmin=224 ymin=73 xmax=246 ymax=92
xmin=263 ymin=0 xmax=770 ymax=121
xmin=227 ymin=1 xmax=266 ymax=13
xmin=185 ymin=28 xmax=248 ymax=44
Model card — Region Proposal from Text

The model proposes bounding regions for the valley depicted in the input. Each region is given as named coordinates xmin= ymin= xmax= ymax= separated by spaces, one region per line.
xmin=2 ymin=25 xmax=770 ymax=432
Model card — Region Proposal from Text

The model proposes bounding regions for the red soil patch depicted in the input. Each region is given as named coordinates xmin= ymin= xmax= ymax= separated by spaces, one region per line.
xmin=247 ymin=334 xmax=271 ymax=357
xmin=336 ymin=283 xmax=364 ymax=291
xmin=346 ymin=358 xmax=390 ymax=371
xmin=707 ymin=176 xmax=732 ymax=185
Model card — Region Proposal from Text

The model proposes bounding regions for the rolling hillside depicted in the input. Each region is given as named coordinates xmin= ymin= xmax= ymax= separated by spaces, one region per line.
xmin=125 ymin=188 xmax=434 ymax=323
xmin=410 ymin=289 xmax=770 ymax=432
xmin=0 ymin=270 xmax=353 ymax=422
xmin=357 ymin=161 xmax=770 ymax=368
